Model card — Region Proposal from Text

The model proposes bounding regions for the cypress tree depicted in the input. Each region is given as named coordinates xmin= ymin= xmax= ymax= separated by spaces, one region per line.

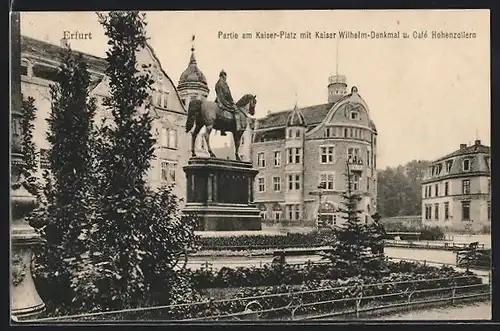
xmin=94 ymin=11 xmax=156 ymax=308
xmin=31 ymin=45 xmax=98 ymax=311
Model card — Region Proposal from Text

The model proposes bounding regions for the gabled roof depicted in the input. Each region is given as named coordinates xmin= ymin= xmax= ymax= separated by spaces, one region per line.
xmin=255 ymin=94 xmax=347 ymax=130
xmin=21 ymin=35 xmax=107 ymax=73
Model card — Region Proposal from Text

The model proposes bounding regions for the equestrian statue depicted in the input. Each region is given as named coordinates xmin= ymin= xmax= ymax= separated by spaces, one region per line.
xmin=185 ymin=69 xmax=257 ymax=161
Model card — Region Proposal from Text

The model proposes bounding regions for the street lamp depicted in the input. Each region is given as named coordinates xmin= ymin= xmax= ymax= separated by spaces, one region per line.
xmin=317 ymin=182 xmax=326 ymax=229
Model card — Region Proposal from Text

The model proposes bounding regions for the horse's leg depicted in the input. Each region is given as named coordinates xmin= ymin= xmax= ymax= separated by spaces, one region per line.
xmin=191 ymin=123 xmax=202 ymax=158
xmin=204 ymin=125 xmax=216 ymax=158
xmin=233 ymin=131 xmax=242 ymax=161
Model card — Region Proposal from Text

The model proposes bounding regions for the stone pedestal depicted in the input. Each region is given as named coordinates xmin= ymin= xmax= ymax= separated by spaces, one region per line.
xmin=10 ymin=181 xmax=45 ymax=320
xmin=183 ymin=157 xmax=262 ymax=231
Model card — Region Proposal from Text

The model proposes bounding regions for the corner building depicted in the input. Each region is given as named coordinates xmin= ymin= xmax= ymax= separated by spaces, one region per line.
xmin=421 ymin=140 xmax=491 ymax=231
xmin=252 ymin=76 xmax=378 ymax=226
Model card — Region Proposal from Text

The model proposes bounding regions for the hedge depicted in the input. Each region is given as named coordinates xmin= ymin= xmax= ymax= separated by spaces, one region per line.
xmin=182 ymin=259 xmax=480 ymax=289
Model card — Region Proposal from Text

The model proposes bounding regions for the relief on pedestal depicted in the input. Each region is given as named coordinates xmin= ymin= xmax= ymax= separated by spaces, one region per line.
xmin=11 ymin=254 xmax=27 ymax=287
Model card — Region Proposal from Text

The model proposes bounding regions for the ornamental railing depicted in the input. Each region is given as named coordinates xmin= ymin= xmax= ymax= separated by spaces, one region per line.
xmin=24 ymin=274 xmax=490 ymax=323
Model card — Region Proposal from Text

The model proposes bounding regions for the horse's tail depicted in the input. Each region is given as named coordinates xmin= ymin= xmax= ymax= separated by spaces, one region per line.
xmin=185 ymin=99 xmax=201 ymax=133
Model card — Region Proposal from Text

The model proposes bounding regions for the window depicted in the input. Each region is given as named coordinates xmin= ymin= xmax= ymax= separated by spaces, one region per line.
xmin=287 ymin=174 xmax=301 ymax=190
xmin=258 ymin=177 xmax=265 ymax=192
xmin=273 ymin=151 xmax=281 ymax=167
xmin=350 ymin=111 xmax=359 ymax=120
xmin=273 ymin=177 xmax=281 ymax=192
xmin=444 ymin=182 xmax=449 ymax=196
xmin=366 ymin=150 xmax=370 ymax=166
xmin=319 ymin=173 xmax=335 ymax=190
xmin=488 ymin=201 xmax=491 ymax=220
xmin=259 ymin=211 xmax=267 ymax=220
xmin=352 ymin=174 xmax=360 ymax=191
xmin=435 ymin=184 xmax=439 ymax=197
xmin=446 ymin=160 xmax=453 ymax=173
xmin=463 ymin=159 xmax=470 ymax=171
xmin=462 ymin=179 xmax=470 ymax=194
xmin=344 ymin=128 xmax=348 ymax=137
xmin=154 ymin=90 xmax=162 ymax=106
xmin=488 ymin=178 xmax=491 ymax=194
xmin=287 ymin=129 xmax=293 ymax=138
xmin=257 ymin=152 xmax=266 ymax=168
xmin=40 ymin=148 xmax=50 ymax=169
xmin=325 ymin=127 xmax=337 ymax=137
xmin=434 ymin=203 xmax=439 ymax=220
xmin=425 ymin=204 xmax=432 ymax=220
xmin=162 ymin=92 xmax=169 ymax=109
xmin=295 ymin=130 xmax=301 ymax=138
xmin=287 ymin=148 xmax=302 ymax=164
xmin=161 ymin=161 xmax=177 ymax=183
xmin=32 ymin=64 xmax=59 ymax=81
xmin=273 ymin=211 xmax=282 ymax=220
xmin=461 ymin=201 xmax=471 ymax=220
xmin=240 ymin=136 xmax=245 ymax=145
xmin=21 ymin=59 xmax=30 ymax=76
xmin=284 ymin=205 xmax=300 ymax=220
xmin=347 ymin=147 xmax=360 ymax=163
xmin=444 ymin=202 xmax=449 ymax=220
xmin=320 ymin=146 xmax=335 ymax=164
xmin=168 ymin=129 xmax=178 ymax=149
xmin=437 ymin=163 xmax=443 ymax=175
xmin=367 ymin=178 xmax=370 ymax=191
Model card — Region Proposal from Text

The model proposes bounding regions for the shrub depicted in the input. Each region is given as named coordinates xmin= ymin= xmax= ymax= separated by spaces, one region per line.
xmin=419 ymin=226 xmax=445 ymax=240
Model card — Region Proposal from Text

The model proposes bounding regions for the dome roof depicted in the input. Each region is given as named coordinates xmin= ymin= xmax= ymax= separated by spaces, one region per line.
xmin=286 ymin=104 xmax=306 ymax=127
xmin=178 ymin=48 xmax=209 ymax=91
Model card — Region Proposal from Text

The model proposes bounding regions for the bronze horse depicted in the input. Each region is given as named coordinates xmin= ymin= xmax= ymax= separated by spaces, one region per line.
xmin=185 ymin=94 xmax=257 ymax=161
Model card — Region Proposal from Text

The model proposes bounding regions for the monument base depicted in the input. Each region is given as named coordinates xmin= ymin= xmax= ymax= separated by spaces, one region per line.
xmin=183 ymin=157 xmax=262 ymax=232
xmin=184 ymin=203 xmax=261 ymax=231
xmin=11 ymin=222 xmax=45 ymax=321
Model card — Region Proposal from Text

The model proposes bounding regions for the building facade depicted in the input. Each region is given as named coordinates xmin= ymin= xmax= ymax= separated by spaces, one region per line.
xmin=421 ymin=140 xmax=491 ymax=231
xmin=251 ymin=75 xmax=378 ymax=227
xmin=20 ymin=36 xmax=190 ymax=203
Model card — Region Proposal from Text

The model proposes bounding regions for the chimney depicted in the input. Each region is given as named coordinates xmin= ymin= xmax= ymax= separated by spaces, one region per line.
xmin=460 ymin=144 xmax=467 ymax=149
xmin=474 ymin=139 xmax=481 ymax=146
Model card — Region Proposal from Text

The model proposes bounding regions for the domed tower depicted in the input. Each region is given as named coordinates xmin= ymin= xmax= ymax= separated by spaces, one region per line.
xmin=177 ymin=40 xmax=209 ymax=106
xmin=177 ymin=36 xmax=210 ymax=155
xmin=284 ymin=104 xmax=306 ymax=220
xmin=327 ymin=75 xmax=347 ymax=102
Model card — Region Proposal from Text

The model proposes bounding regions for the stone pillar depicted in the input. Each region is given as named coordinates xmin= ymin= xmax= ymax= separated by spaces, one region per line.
xmin=10 ymin=12 xmax=45 ymax=320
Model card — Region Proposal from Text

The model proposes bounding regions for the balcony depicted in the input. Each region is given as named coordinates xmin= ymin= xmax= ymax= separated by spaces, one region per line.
xmin=347 ymin=157 xmax=364 ymax=172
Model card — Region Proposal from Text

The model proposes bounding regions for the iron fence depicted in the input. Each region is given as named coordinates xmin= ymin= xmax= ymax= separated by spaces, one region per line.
xmin=25 ymin=274 xmax=489 ymax=323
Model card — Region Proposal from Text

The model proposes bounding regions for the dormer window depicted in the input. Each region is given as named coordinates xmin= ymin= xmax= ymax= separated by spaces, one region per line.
xmin=350 ymin=111 xmax=359 ymax=120
xmin=446 ymin=160 xmax=453 ymax=173
xmin=21 ymin=58 xmax=31 ymax=77
xmin=463 ymin=159 xmax=471 ymax=171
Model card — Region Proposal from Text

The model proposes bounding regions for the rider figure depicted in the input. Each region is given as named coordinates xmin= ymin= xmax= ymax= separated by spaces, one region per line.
xmin=215 ymin=69 xmax=237 ymax=136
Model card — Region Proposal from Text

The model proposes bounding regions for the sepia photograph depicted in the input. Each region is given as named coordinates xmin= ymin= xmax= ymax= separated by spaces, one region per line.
xmin=10 ymin=9 xmax=491 ymax=323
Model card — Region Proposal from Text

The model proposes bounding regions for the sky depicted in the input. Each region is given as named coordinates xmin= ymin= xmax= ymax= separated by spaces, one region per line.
xmin=20 ymin=10 xmax=490 ymax=169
